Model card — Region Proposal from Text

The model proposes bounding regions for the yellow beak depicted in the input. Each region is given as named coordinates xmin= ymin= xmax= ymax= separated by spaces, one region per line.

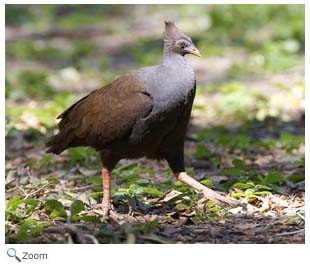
xmin=188 ymin=48 xmax=201 ymax=57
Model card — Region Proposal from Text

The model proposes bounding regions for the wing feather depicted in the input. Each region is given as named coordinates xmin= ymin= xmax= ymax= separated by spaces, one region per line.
xmin=46 ymin=74 xmax=152 ymax=153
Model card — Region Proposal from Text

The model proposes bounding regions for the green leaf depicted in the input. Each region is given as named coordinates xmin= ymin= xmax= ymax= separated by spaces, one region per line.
xmin=47 ymin=176 xmax=60 ymax=184
xmin=22 ymin=199 xmax=39 ymax=214
xmin=70 ymin=200 xmax=84 ymax=217
xmin=244 ymin=188 xmax=256 ymax=196
xmin=6 ymin=196 xmax=39 ymax=221
xmin=112 ymin=190 xmax=129 ymax=201
xmin=175 ymin=181 xmax=191 ymax=193
xmin=88 ymin=191 xmax=103 ymax=199
xmin=128 ymin=184 xmax=144 ymax=195
xmin=80 ymin=215 xmax=101 ymax=222
xmin=44 ymin=199 xmax=67 ymax=219
xmin=232 ymin=159 xmax=245 ymax=169
xmin=194 ymin=144 xmax=209 ymax=159
xmin=200 ymin=179 xmax=213 ymax=187
xmin=255 ymin=184 xmax=273 ymax=191
xmin=235 ymin=135 xmax=250 ymax=150
xmin=175 ymin=181 xmax=184 ymax=186
xmin=141 ymin=187 xmax=164 ymax=197
xmin=269 ymin=184 xmax=285 ymax=194
xmin=68 ymin=147 xmax=87 ymax=163
xmin=233 ymin=182 xmax=254 ymax=190
xmin=39 ymin=155 xmax=53 ymax=168
xmin=231 ymin=192 xmax=245 ymax=199
xmin=286 ymin=174 xmax=304 ymax=183
xmin=86 ymin=176 xmax=102 ymax=185
xmin=14 ymin=220 xmax=43 ymax=243
xmin=210 ymin=205 xmax=222 ymax=213
xmin=6 ymin=196 xmax=22 ymax=210
xmin=68 ymin=147 xmax=98 ymax=164
xmin=254 ymin=191 xmax=271 ymax=195
xmin=136 ymin=179 xmax=150 ymax=186
xmin=176 ymin=203 xmax=189 ymax=211
xmin=263 ymin=169 xmax=284 ymax=184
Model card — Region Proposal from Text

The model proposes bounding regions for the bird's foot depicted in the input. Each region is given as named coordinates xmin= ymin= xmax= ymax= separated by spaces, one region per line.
xmin=102 ymin=203 xmax=112 ymax=218
xmin=175 ymin=172 xmax=246 ymax=208
xmin=107 ymin=210 xmax=137 ymax=225
xmin=202 ymin=188 xmax=245 ymax=208
xmin=101 ymin=203 xmax=137 ymax=224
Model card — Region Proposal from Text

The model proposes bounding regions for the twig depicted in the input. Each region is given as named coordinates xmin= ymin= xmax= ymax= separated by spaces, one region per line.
xmin=276 ymin=229 xmax=305 ymax=236
xmin=296 ymin=210 xmax=305 ymax=221
xmin=18 ymin=186 xmax=28 ymax=197
xmin=62 ymin=184 xmax=97 ymax=191
xmin=5 ymin=186 xmax=18 ymax=193
xmin=23 ymin=183 xmax=50 ymax=199
xmin=26 ymin=166 xmax=33 ymax=178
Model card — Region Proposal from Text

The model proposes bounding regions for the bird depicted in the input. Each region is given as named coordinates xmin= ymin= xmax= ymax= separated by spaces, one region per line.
xmin=46 ymin=21 xmax=239 ymax=218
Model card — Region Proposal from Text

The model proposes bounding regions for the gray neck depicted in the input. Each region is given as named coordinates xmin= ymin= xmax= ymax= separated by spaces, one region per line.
xmin=162 ymin=44 xmax=186 ymax=66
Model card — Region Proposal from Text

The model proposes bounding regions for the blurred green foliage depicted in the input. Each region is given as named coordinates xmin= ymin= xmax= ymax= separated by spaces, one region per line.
xmin=6 ymin=69 xmax=56 ymax=100
xmin=206 ymin=5 xmax=304 ymax=46
xmin=193 ymin=124 xmax=304 ymax=153
xmin=6 ymin=5 xmax=304 ymax=73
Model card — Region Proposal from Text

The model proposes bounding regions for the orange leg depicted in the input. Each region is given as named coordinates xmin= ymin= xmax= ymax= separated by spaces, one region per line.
xmin=102 ymin=168 xmax=112 ymax=217
xmin=175 ymin=172 xmax=242 ymax=206
xmin=101 ymin=167 xmax=135 ymax=223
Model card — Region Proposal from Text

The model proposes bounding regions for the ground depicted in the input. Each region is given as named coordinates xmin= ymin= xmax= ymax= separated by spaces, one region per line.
xmin=5 ymin=5 xmax=305 ymax=243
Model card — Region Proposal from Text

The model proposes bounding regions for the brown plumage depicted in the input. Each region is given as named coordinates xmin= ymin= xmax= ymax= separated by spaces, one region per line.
xmin=46 ymin=75 xmax=152 ymax=154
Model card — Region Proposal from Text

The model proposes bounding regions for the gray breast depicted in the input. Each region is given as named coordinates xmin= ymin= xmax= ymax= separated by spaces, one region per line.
xmin=137 ymin=63 xmax=195 ymax=112
xmin=128 ymin=62 xmax=195 ymax=148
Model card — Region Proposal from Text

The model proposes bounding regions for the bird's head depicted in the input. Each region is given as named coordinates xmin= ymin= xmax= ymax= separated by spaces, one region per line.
xmin=164 ymin=21 xmax=201 ymax=57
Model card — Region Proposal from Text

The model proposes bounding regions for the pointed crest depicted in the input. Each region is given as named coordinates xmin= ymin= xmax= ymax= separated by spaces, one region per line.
xmin=164 ymin=20 xmax=185 ymax=41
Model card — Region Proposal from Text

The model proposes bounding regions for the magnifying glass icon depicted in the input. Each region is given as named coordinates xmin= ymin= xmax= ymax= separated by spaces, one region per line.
xmin=7 ymin=248 xmax=21 ymax=262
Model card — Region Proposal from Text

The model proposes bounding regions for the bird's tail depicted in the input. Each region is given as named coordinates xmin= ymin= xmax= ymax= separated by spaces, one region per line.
xmin=45 ymin=128 xmax=72 ymax=154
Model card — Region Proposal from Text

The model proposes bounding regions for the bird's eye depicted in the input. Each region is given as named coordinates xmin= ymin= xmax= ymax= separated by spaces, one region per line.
xmin=179 ymin=42 xmax=185 ymax=48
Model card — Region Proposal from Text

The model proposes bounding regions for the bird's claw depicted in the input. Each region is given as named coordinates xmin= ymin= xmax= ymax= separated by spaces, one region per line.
xmin=202 ymin=190 xmax=246 ymax=208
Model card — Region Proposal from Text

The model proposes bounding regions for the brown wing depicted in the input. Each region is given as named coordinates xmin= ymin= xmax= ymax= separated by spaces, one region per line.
xmin=46 ymin=74 xmax=152 ymax=154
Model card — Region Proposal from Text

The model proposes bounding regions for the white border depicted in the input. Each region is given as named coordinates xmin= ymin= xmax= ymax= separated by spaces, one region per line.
xmin=1 ymin=1 xmax=308 ymax=265
xmin=304 ymin=0 xmax=309 ymax=246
